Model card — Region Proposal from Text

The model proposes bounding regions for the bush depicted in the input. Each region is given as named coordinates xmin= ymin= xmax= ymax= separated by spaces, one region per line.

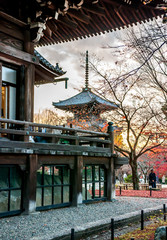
xmin=124 ymin=174 xmax=133 ymax=183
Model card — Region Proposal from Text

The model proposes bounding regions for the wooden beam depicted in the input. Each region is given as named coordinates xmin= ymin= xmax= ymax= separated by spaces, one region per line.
xmin=67 ymin=9 xmax=91 ymax=24
xmin=114 ymin=9 xmax=127 ymax=26
xmin=46 ymin=19 xmax=58 ymax=32
xmin=0 ymin=154 xmax=26 ymax=164
xmin=0 ymin=140 xmax=111 ymax=154
xmin=0 ymin=11 xmax=26 ymax=27
xmin=0 ymin=43 xmax=39 ymax=65
xmin=101 ymin=1 xmax=118 ymax=29
xmin=43 ymin=25 xmax=52 ymax=37
xmin=58 ymin=15 xmax=78 ymax=29
xmin=82 ymin=3 xmax=105 ymax=16
xmin=0 ymin=18 xmax=24 ymax=41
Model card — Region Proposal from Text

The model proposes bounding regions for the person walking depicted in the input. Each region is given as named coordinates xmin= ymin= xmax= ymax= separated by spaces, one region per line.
xmin=149 ymin=169 xmax=156 ymax=188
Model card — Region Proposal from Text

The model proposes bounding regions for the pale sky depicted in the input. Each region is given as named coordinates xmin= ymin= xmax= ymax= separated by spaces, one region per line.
xmin=34 ymin=18 xmax=163 ymax=114
xmin=34 ymin=30 xmax=124 ymax=113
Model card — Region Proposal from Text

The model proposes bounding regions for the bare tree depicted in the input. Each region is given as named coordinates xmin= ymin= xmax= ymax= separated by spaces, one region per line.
xmin=128 ymin=21 xmax=167 ymax=113
xmin=89 ymin=58 xmax=166 ymax=189
xmin=104 ymin=20 xmax=167 ymax=100
xmin=34 ymin=109 xmax=67 ymax=126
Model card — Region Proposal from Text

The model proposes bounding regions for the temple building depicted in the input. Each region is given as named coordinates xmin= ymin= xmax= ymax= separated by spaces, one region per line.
xmin=0 ymin=0 xmax=165 ymax=218
xmin=53 ymin=51 xmax=117 ymax=131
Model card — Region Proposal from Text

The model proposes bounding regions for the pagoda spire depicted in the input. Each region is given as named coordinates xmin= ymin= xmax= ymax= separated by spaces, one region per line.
xmin=85 ymin=50 xmax=89 ymax=90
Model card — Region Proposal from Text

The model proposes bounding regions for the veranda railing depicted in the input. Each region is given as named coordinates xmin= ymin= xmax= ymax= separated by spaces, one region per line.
xmin=0 ymin=118 xmax=114 ymax=153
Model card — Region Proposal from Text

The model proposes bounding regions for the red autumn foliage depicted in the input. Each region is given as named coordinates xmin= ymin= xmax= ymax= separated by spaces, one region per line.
xmin=116 ymin=188 xmax=167 ymax=198
xmin=138 ymin=146 xmax=167 ymax=178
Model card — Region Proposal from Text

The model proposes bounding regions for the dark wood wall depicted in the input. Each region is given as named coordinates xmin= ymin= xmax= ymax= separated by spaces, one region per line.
xmin=0 ymin=14 xmax=35 ymax=122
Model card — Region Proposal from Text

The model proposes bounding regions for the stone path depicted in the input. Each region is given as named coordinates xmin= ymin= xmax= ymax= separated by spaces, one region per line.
xmin=0 ymin=197 xmax=167 ymax=240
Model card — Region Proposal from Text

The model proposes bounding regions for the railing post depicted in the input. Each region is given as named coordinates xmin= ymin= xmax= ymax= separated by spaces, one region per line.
xmin=164 ymin=204 xmax=166 ymax=221
xmin=111 ymin=218 xmax=114 ymax=240
xmin=150 ymin=188 xmax=152 ymax=197
xmin=71 ymin=228 xmax=75 ymax=240
xmin=24 ymin=123 xmax=29 ymax=142
xmin=141 ymin=210 xmax=144 ymax=230
xmin=74 ymin=130 xmax=79 ymax=146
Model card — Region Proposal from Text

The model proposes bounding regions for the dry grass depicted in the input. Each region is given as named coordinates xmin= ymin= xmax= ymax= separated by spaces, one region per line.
xmin=115 ymin=214 xmax=167 ymax=240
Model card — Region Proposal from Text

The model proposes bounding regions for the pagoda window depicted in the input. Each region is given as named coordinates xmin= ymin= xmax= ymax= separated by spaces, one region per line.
xmin=36 ymin=165 xmax=71 ymax=210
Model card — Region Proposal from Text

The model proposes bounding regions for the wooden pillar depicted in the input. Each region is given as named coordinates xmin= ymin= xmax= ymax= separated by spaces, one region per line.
xmin=107 ymin=122 xmax=114 ymax=153
xmin=24 ymin=30 xmax=35 ymax=122
xmin=25 ymin=64 xmax=35 ymax=122
xmin=71 ymin=156 xmax=83 ymax=206
xmin=0 ymin=62 xmax=2 ymax=118
xmin=22 ymin=154 xmax=38 ymax=214
xmin=107 ymin=122 xmax=115 ymax=200
xmin=107 ymin=157 xmax=115 ymax=200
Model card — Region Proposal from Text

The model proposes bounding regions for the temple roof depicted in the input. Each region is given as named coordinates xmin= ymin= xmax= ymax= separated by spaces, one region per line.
xmin=1 ymin=0 xmax=166 ymax=45
xmin=34 ymin=49 xmax=68 ymax=86
xmin=34 ymin=50 xmax=66 ymax=76
xmin=53 ymin=89 xmax=117 ymax=111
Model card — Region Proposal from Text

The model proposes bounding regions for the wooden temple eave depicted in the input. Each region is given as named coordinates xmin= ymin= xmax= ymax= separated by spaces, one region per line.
xmin=37 ymin=1 xmax=163 ymax=45
xmin=35 ymin=63 xmax=68 ymax=85
xmin=1 ymin=1 xmax=165 ymax=46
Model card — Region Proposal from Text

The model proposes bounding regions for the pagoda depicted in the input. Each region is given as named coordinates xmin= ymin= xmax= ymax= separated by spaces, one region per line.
xmin=53 ymin=51 xmax=117 ymax=130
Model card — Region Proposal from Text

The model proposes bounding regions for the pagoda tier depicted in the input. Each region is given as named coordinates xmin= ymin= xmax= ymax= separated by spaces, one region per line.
xmin=53 ymin=51 xmax=117 ymax=122
xmin=53 ymin=88 xmax=117 ymax=118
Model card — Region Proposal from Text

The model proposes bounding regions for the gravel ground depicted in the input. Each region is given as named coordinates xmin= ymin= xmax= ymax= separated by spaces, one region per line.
xmin=0 ymin=197 xmax=167 ymax=240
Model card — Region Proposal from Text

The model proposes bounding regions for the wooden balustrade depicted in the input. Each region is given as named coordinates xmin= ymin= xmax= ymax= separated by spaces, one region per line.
xmin=0 ymin=118 xmax=114 ymax=156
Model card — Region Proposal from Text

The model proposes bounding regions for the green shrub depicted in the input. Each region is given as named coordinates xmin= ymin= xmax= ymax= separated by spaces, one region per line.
xmin=124 ymin=174 xmax=133 ymax=183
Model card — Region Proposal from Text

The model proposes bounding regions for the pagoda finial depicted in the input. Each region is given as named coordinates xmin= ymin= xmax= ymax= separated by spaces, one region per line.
xmin=85 ymin=50 xmax=89 ymax=89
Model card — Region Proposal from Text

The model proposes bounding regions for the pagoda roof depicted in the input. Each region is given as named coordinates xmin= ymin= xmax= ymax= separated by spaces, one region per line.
xmin=1 ymin=0 xmax=166 ymax=46
xmin=53 ymin=89 xmax=117 ymax=111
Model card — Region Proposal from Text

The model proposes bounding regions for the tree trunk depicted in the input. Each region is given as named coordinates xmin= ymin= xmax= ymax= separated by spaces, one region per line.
xmin=130 ymin=159 xmax=139 ymax=190
xmin=144 ymin=174 xmax=147 ymax=183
